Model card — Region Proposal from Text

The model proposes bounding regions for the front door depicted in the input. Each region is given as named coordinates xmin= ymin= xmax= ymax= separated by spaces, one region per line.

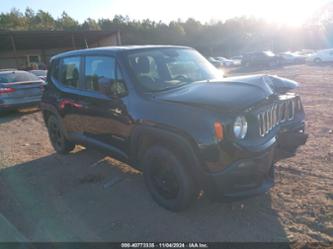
xmin=79 ymin=55 xmax=132 ymax=155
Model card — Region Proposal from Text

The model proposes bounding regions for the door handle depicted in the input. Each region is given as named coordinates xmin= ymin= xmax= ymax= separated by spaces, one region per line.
xmin=59 ymin=99 xmax=83 ymax=110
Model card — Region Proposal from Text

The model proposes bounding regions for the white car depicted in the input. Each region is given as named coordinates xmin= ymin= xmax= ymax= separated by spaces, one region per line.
xmin=215 ymin=57 xmax=234 ymax=67
xmin=307 ymin=49 xmax=333 ymax=63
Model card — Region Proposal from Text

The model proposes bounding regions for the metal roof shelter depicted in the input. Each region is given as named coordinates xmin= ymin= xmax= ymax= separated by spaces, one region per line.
xmin=0 ymin=30 xmax=121 ymax=69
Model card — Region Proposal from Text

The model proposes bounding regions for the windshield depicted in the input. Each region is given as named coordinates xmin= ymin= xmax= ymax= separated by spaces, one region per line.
xmin=0 ymin=71 xmax=40 ymax=83
xmin=126 ymin=48 xmax=223 ymax=92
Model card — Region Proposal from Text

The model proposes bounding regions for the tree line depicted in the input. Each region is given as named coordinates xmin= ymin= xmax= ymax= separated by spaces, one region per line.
xmin=0 ymin=7 xmax=332 ymax=56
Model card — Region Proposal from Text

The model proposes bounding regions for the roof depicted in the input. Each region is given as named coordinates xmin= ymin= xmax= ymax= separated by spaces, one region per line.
xmin=0 ymin=30 xmax=119 ymax=51
xmin=51 ymin=45 xmax=192 ymax=60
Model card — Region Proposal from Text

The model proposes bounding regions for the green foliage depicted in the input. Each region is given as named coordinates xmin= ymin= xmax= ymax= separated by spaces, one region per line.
xmin=27 ymin=9 xmax=56 ymax=30
xmin=0 ymin=8 xmax=27 ymax=30
xmin=81 ymin=18 xmax=101 ymax=31
xmin=0 ymin=8 xmax=332 ymax=55
xmin=56 ymin=11 xmax=79 ymax=30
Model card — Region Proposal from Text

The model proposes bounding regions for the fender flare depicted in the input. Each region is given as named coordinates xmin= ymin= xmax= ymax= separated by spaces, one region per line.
xmin=129 ymin=125 xmax=209 ymax=187
xmin=40 ymin=103 xmax=70 ymax=138
xmin=40 ymin=103 xmax=59 ymax=119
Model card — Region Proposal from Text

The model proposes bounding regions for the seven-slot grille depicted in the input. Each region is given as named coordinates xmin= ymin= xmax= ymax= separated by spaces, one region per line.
xmin=258 ymin=97 xmax=297 ymax=137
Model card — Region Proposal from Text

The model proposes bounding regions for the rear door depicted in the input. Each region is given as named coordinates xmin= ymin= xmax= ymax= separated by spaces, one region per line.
xmin=51 ymin=54 xmax=132 ymax=158
xmin=53 ymin=56 xmax=85 ymax=133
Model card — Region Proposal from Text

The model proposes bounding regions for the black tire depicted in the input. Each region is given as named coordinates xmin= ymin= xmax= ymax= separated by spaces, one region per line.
xmin=47 ymin=115 xmax=75 ymax=154
xmin=142 ymin=145 xmax=198 ymax=211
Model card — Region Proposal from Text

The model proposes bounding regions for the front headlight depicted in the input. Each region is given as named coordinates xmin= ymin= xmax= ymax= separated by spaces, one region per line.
xmin=233 ymin=116 xmax=248 ymax=139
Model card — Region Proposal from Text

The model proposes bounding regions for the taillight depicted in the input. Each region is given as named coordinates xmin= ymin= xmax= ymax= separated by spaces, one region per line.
xmin=0 ymin=87 xmax=15 ymax=94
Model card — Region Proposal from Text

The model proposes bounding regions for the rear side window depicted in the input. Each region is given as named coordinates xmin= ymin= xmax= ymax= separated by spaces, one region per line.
xmin=84 ymin=56 xmax=115 ymax=92
xmin=0 ymin=71 xmax=40 ymax=83
xmin=59 ymin=57 xmax=81 ymax=88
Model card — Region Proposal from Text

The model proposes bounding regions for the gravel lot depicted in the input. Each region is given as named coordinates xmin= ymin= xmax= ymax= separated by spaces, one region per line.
xmin=0 ymin=64 xmax=332 ymax=244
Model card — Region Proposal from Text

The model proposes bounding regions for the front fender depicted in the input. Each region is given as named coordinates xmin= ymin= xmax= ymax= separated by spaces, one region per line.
xmin=129 ymin=125 xmax=209 ymax=188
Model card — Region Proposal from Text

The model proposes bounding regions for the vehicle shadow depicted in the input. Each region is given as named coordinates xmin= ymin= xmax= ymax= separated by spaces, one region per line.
xmin=0 ymin=149 xmax=289 ymax=242
xmin=0 ymin=108 xmax=40 ymax=124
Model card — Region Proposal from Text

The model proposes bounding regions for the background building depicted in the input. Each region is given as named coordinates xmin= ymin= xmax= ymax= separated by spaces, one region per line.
xmin=0 ymin=30 xmax=121 ymax=69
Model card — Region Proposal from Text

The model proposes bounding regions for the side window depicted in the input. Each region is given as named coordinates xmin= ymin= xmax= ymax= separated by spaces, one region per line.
xmin=84 ymin=56 xmax=127 ymax=96
xmin=59 ymin=57 xmax=81 ymax=88
xmin=85 ymin=56 xmax=115 ymax=92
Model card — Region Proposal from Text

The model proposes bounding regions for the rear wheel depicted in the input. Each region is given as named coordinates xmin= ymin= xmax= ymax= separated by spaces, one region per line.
xmin=142 ymin=145 xmax=198 ymax=211
xmin=47 ymin=115 xmax=75 ymax=154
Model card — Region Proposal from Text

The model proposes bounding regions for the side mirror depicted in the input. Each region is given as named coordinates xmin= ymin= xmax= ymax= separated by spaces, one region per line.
xmin=109 ymin=80 xmax=127 ymax=97
xmin=98 ymin=79 xmax=127 ymax=97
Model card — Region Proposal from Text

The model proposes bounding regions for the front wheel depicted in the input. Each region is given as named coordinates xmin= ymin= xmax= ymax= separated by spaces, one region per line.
xmin=47 ymin=115 xmax=75 ymax=154
xmin=142 ymin=145 xmax=198 ymax=212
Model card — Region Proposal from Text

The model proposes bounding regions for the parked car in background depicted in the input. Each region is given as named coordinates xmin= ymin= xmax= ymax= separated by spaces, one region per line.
xmin=295 ymin=49 xmax=315 ymax=57
xmin=307 ymin=49 xmax=333 ymax=63
xmin=279 ymin=52 xmax=306 ymax=64
xmin=41 ymin=45 xmax=307 ymax=211
xmin=29 ymin=70 xmax=47 ymax=82
xmin=242 ymin=51 xmax=282 ymax=67
xmin=214 ymin=57 xmax=234 ymax=67
xmin=230 ymin=55 xmax=242 ymax=66
xmin=0 ymin=70 xmax=45 ymax=112
xmin=207 ymin=57 xmax=224 ymax=68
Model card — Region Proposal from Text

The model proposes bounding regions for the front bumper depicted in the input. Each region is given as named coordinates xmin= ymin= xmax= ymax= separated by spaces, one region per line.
xmin=204 ymin=123 xmax=308 ymax=199
xmin=274 ymin=122 xmax=308 ymax=161
xmin=206 ymin=147 xmax=275 ymax=199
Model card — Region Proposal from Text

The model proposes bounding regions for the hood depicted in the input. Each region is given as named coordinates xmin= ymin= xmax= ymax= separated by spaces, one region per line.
xmin=156 ymin=75 xmax=299 ymax=112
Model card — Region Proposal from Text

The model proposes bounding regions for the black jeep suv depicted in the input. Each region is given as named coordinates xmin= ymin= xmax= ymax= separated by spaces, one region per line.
xmin=41 ymin=45 xmax=307 ymax=211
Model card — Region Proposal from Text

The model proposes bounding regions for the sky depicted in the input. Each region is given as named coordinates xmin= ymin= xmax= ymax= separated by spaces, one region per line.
xmin=0 ymin=0 xmax=331 ymax=26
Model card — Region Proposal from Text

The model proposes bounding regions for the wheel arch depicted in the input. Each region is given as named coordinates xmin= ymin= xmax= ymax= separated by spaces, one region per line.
xmin=129 ymin=125 xmax=208 ymax=187
xmin=41 ymin=103 xmax=59 ymax=123
xmin=40 ymin=103 xmax=70 ymax=138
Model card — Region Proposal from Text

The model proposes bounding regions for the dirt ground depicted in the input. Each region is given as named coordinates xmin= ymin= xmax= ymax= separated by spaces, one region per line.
xmin=0 ymin=64 xmax=332 ymax=244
